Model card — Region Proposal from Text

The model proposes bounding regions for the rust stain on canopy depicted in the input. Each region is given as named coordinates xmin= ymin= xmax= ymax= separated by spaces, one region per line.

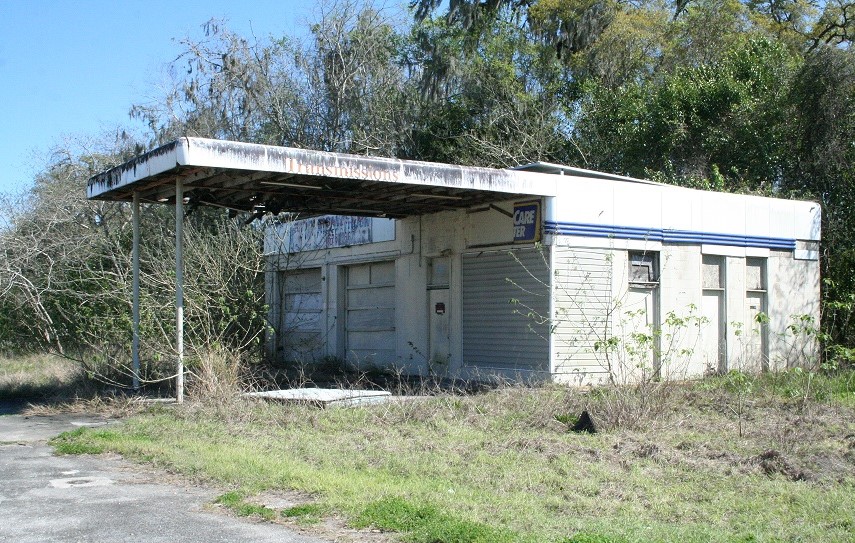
xmin=87 ymin=137 xmax=558 ymax=218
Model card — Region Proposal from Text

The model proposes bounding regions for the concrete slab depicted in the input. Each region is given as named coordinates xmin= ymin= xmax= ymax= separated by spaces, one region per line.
xmin=0 ymin=442 xmax=329 ymax=543
xmin=0 ymin=411 xmax=330 ymax=543
xmin=244 ymin=388 xmax=391 ymax=407
xmin=0 ymin=413 xmax=115 ymax=443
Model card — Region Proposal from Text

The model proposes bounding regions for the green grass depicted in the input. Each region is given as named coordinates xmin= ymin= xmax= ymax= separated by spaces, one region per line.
xmin=51 ymin=370 xmax=855 ymax=543
xmin=212 ymin=491 xmax=327 ymax=524
xmin=698 ymin=367 xmax=855 ymax=408
xmin=354 ymin=496 xmax=516 ymax=542
xmin=562 ymin=535 xmax=627 ymax=543
xmin=51 ymin=427 xmax=109 ymax=454
xmin=281 ymin=503 xmax=326 ymax=524
xmin=214 ymin=491 xmax=277 ymax=520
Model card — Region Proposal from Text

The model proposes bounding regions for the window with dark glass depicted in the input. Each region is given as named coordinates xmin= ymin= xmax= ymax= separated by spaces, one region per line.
xmin=628 ymin=251 xmax=659 ymax=286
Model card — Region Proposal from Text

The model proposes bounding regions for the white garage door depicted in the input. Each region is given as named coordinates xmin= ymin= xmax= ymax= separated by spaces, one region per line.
xmin=345 ymin=261 xmax=396 ymax=368
xmin=278 ymin=268 xmax=323 ymax=363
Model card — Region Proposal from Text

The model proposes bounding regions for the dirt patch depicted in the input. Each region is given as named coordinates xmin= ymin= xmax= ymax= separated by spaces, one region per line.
xmin=242 ymin=491 xmax=397 ymax=543
xmin=748 ymin=449 xmax=809 ymax=481
xmin=251 ymin=490 xmax=318 ymax=510
xmin=295 ymin=515 xmax=397 ymax=543
xmin=633 ymin=442 xmax=661 ymax=459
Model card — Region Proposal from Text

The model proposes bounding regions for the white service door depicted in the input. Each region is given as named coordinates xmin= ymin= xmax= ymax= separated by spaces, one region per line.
xmin=744 ymin=292 xmax=768 ymax=371
xmin=619 ymin=286 xmax=660 ymax=381
xmin=701 ymin=291 xmax=726 ymax=374
xmin=428 ymin=288 xmax=451 ymax=376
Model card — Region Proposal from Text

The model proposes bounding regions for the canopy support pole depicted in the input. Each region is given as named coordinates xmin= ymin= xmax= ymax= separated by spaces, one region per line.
xmin=132 ymin=192 xmax=141 ymax=391
xmin=175 ymin=181 xmax=185 ymax=404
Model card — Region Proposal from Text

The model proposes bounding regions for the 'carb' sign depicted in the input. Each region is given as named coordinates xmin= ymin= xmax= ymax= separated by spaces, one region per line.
xmin=513 ymin=200 xmax=542 ymax=243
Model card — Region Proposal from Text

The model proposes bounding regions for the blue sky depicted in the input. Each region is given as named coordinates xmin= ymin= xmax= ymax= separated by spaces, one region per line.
xmin=0 ymin=0 xmax=312 ymax=195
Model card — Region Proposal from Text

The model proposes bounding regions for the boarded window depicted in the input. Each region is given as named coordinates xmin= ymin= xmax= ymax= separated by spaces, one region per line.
xmin=629 ymin=252 xmax=659 ymax=285
xmin=702 ymin=255 xmax=725 ymax=290
xmin=428 ymin=257 xmax=450 ymax=289
xmin=746 ymin=258 xmax=766 ymax=292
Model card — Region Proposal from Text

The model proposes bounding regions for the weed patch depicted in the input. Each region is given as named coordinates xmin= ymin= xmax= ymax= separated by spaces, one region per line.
xmin=53 ymin=371 xmax=855 ymax=543
xmin=281 ymin=503 xmax=325 ymax=524
xmin=0 ymin=354 xmax=82 ymax=401
xmin=562 ymin=535 xmax=627 ymax=543
xmin=49 ymin=427 xmax=117 ymax=455
xmin=215 ymin=491 xmax=277 ymax=520
xmin=354 ymin=497 xmax=516 ymax=543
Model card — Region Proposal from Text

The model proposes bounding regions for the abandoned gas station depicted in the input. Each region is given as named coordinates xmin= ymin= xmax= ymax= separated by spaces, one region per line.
xmin=88 ymin=137 xmax=821 ymax=395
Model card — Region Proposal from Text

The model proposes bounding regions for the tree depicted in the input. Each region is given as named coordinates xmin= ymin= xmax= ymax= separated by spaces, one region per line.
xmin=402 ymin=15 xmax=570 ymax=166
xmin=573 ymin=37 xmax=796 ymax=190
xmin=0 ymin=132 xmax=141 ymax=356
xmin=783 ymin=46 xmax=855 ymax=354
xmin=0 ymin=129 xmax=268 ymax=387
xmin=133 ymin=4 xmax=416 ymax=156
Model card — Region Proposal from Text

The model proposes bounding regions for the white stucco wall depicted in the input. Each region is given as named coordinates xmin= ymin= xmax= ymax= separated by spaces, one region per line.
xmin=266 ymin=177 xmax=821 ymax=383
xmin=265 ymin=200 xmax=532 ymax=376
xmin=548 ymin=240 xmax=821 ymax=384
xmin=768 ymin=250 xmax=822 ymax=370
xmin=545 ymin=174 xmax=821 ymax=246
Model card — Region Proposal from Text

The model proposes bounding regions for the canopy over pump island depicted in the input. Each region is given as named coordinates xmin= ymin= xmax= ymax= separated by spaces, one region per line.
xmin=88 ymin=138 xmax=821 ymax=398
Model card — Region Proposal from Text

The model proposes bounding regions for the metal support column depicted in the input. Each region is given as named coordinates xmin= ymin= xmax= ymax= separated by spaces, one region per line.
xmin=175 ymin=181 xmax=185 ymax=404
xmin=132 ymin=192 xmax=141 ymax=391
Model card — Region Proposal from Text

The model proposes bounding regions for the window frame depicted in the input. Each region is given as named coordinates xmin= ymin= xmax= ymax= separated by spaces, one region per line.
xmin=628 ymin=251 xmax=660 ymax=287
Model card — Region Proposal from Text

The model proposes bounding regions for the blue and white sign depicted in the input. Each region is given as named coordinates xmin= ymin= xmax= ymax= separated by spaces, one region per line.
xmin=513 ymin=200 xmax=542 ymax=243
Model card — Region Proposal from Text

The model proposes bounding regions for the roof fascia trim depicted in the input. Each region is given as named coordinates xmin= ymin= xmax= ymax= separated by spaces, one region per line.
xmin=88 ymin=138 xmax=559 ymax=200
xmin=513 ymin=161 xmax=662 ymax=186
xmin=87 ymin=138 xmax=190 ymax=199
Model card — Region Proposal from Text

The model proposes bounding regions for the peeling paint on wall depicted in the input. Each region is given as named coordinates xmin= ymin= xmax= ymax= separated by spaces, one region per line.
xmin=265 ymin=215 xmax=396 ymax=254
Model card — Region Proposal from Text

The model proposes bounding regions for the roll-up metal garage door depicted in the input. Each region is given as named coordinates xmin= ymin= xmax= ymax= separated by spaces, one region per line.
xmin=345 ymin=261 xmax=396 ymax=368
xmin=278 ymin=267 xmax=323 ymax=363
xmin=462 ymin=248 xmax=550 ymax=372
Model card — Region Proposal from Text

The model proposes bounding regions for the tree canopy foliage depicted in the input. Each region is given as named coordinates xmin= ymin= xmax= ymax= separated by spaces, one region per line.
xmin=1 ymin=0 xmax=854 ymax=384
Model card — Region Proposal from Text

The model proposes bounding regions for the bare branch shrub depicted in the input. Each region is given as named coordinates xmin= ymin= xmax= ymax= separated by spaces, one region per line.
xmin=0 ymin=132 xmax=268 ymax=393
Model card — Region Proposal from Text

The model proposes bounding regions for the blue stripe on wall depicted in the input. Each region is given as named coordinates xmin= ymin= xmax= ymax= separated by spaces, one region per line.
xmin=544 ymin=221 xmax=796 ymax=250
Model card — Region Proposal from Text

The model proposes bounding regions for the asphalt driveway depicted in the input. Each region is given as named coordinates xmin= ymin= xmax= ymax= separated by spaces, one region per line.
xmin=0 ymin=407 xmax=330 ymax=543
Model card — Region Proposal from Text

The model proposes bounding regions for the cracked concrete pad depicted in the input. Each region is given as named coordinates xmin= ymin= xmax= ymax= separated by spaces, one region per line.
xmin=0 ymin=409 xmax=331 ymax=543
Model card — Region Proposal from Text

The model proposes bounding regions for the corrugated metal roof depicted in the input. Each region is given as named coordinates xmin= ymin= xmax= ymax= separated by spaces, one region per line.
xmin=512 ymin=162 xmax=663 ymax=185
